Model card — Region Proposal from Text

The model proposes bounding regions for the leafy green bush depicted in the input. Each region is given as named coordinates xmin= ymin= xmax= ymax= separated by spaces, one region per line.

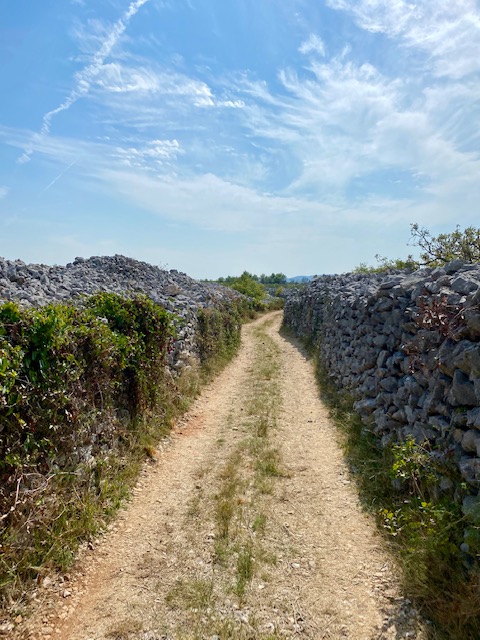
xmin=354 ymin=254 xmax=419 ymax=273
xmin=227 ymin=272 xmax=267 ymax=301
xmin=196 ymin=301 xmax=248 ymax=378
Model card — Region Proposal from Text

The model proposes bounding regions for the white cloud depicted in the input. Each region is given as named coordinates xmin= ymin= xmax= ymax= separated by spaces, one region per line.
xmin=217 ymin=99 xmax=245 ymax=108
xmin=0 ymin=186 xmax=9 ymax=199
xmin=237 ymin=57 xmax=404 ymax=193
xmin=94 ymin=62 xmax=160 ymax=93
xmin=90 ymin=61 xmax=241 ymax=111
xmin=299 ymin=34 xmax=326 ymax=57
xmin=98 ymin=168 xmax=339 ymax=232
xmin=230 ymin=42 xmax=480 ymax=231
xmin=326 ymin=0 xmax=480 ymax=79
xmin=114 ymin=139 xmax=182 ymax=168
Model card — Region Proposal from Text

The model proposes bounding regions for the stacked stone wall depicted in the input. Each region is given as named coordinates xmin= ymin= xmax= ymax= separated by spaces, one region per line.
xmin=0 ymin=254 xmax=243 ymax=373
xmin=284 ymin=261 xmax=480 ymax=493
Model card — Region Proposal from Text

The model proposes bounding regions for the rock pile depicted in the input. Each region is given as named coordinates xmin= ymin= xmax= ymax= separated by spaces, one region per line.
xmin=0 ymin=254 xmax=242 ymax=369
xmin=284 ymin=261 xmax=480 ymax=494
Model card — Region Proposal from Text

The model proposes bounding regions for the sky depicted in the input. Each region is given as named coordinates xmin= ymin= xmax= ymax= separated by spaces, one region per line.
xmin=1 ymin=1 xmax=479 ymax=279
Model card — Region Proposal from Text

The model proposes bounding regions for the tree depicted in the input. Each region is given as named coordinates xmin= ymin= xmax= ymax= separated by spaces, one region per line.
xmin=227 ymin=272 xmax=266 ymax=301
xmin=259 ymin=273 xmax=287 ymax=284
xmin=410 ymin=224 xmax=480 ymax=266
xmin=353 ymin=254 xmax=418 ymax=274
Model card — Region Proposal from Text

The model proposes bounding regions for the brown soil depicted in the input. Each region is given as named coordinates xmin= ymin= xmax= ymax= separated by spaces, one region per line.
xmin=14 ymin=311 xmax=425 ymax=640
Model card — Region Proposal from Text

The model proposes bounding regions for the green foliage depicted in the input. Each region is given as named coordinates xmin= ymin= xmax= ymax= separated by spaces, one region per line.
xmin=390 ymin=437 xmax=437 ymax=492
xmin=258 ymin=272 xmax=286 ymax=285
xmin=0 ymin=294 xmax=245 ymax=608
xmin=354 ymin=253 xmax=419 ymax=273
xmin=196 ymin=303 xmax=243 ymax=378
xmin=410 ymin=223 xmax=480 ymax=266
xmin=86 ymin=293 xmax=174 ymax=410
xmin=355 ymin=224 xmax=480 ymax=274
xmin=217 ymin=271 xmax=286 ymax=286
xmin=225 ymin=272 xmax=267 ymax=301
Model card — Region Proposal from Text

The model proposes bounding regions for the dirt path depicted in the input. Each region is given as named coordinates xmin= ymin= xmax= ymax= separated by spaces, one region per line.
xmin=18 ymin=312 xmax=425 ymax=640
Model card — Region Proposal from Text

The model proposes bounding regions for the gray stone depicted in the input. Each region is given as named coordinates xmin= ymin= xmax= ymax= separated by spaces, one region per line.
xmin=427 ymin=415 xmax=449 ymax=432
xmin=462 ymin=429 xmax=480 ymax=453
xmin=445 ymin=259 xmax=465 ymax=275
xmin=462 ymin=495 xmax=480 ymax=525
xmin=452 ymin=341 xmax=480 ymax=376
xmin=376 ymin=350 xmax=389 ymax=368
xmin=448 ymin=370 xmax=477 ymax=406
xmin=467 ymin=408 xmax=480 ymax=428
xmin=380 ymin=376 xmax=398 ymax=393
xmin=459 ymin=457 xmax=480 ymax=485
xmin=464 ymin=309 xmax=480 ymax=337
xmin=451 ymin=276 xmax=479 ymax=295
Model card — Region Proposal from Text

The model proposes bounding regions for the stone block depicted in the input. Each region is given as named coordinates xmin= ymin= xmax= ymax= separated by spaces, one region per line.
xmin=448 ymin=370 xmax=477 ymax=406
xmin=462 ymin=429 xmax=480 ymax=453
xmin=467 ymin=408 xmax=480 ymax=428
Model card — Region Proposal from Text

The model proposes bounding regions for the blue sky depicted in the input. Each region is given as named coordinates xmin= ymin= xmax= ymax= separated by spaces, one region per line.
xmin=1 ymin=0 xmax=479 ymax=278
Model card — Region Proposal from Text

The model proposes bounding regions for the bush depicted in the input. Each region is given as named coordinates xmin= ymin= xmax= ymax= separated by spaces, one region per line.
xmin=227 ymin=272 xmax=266 ymax=301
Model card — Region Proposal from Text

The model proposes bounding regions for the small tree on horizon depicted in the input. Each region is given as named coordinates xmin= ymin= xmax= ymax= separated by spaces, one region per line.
xmin=355 ymin=224 xmax=480 ymax=273
xmin=409 ymin=223 xmax=480 ymax=266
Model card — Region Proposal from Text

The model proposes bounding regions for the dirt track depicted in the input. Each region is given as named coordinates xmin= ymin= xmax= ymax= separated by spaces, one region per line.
xmin=19 ymin=312 xmax=424 ymax=640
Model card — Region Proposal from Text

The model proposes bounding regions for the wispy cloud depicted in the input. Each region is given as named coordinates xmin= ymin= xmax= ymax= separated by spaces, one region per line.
xmin=18 ymin=0 xmax=151 ymax=163
xmin=326 ymin=0 xmax=480 ymax=79
xmin=98 ymin=167 xmax=341 ymax=233
xmin=236 ymin=56 xmax=404 ymax=194
xmin=0 ymin=186 xmax=9 ymax=200
xmin=94 ymin=62 xmax=160 ymax=93
xmin=299 ymin=34 xmax=326 ymax=57
xmin=230 ymin=38 xmax=480 ymax=223
xmin=92 ymin=61 xmax=246 ymax=110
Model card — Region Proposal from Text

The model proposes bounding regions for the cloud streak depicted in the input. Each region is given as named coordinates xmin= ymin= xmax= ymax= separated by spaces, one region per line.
xmin=18 ymin=0 xmax=151 ymax=163
xmin=39 ymin=161 xmax=77 ymax=194
xmin=326 ymin=0 xmax=480 ymax=79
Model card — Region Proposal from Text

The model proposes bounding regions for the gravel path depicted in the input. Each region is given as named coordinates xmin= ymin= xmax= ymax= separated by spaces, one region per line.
xmin=17 ymin=312 xmax=425 ymax=640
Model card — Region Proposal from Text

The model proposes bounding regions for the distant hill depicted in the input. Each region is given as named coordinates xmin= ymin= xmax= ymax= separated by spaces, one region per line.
xmin=286 ymin=275 xmax=315 ymax=283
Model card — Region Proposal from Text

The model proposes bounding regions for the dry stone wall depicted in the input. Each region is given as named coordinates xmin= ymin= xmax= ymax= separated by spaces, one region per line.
xmin=0 ymin=254 xmax=243 ymax=372
xmin=284 ymin=261 xmax=480 ymax=495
